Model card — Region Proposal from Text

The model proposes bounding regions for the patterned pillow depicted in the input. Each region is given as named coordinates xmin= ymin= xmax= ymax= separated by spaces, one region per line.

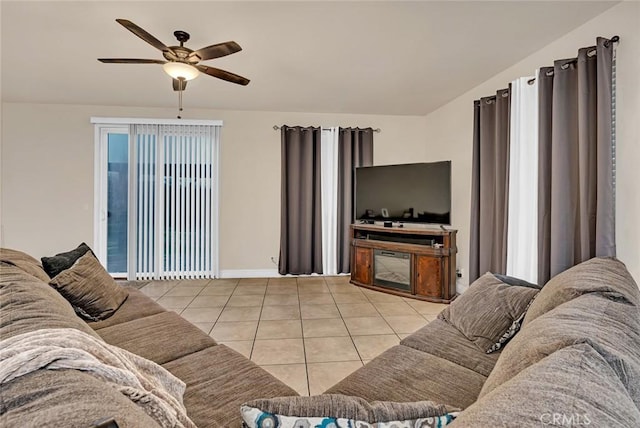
xmin=486 ymin=295 xmax=537 ymax=354
xmin=241 ymin=395 xmax=458 ymax=428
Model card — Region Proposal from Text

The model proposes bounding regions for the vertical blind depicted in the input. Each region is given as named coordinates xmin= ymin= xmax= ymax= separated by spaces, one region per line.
xmin=130 ymin=124 xmax=220 ymax=280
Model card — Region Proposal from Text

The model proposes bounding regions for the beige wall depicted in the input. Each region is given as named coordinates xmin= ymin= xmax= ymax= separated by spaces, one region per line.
xmin=422 ymin=1 xmax=640 ymax=287
xmin=2 ymin=2 xmax=637 ymax=284
xmin=0 ymin=103 xmax=427 ymax=273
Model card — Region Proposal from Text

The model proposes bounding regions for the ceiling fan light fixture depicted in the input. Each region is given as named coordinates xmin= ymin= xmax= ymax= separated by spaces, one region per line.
xmin=163 ymin=62 xmax=200 ymax=81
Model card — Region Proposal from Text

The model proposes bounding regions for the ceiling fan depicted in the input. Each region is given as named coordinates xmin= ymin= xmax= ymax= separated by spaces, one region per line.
xmin=98 ymin=19 xmax=250 ymax=92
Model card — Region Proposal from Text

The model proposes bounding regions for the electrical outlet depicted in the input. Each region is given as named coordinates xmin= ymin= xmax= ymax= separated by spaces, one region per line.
xmin=456 ymin=268 xmax=464 ymax=278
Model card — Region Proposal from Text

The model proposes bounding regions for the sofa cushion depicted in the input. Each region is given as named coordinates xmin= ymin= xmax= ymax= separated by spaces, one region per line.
xmin=1 ymin=369 xmax=160 ymax=427
xmin=325 ymin=345 xmax=486 ymax=410
xmin=41 ymin=242 xmax=93 ymax=279
xmin=439 ymin=272 xmax=538 ymax=352
xmin=449 ymin=344 xmax=640 ymax=428
xmin=88 ymin=288 xmax=165 ymax=330
xmin=0 ymin=262 xmax=100 ymax=340
xmin=163 ymin=345 xmax=298 ymax=427
xmin=241 ymin=395 xmax=457 ymax=428
xmin=49 ymin=252 xmax=129 ymax=321
xmin=480 ymin=292 xmax=640 ymax=405
xmin=96 ymin=311 xmax=217 ymax=365
xmin=400 ymin=318 xmax=500 ymax=377
xmin=0 ymin=247 xmax=51 ymax=282
xmin=524 ymin=257 xmax=639 ymax=325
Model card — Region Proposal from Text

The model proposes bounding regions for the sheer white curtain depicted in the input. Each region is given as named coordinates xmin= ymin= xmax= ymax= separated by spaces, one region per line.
xmin=320 ymin=127 xmax=339 ymax=275
xmin=506 ymin=75 xmax=539 ymax=283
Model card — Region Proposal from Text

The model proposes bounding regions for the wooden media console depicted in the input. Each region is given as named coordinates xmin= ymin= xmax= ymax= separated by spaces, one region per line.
xmin=350 ymin=223 xmax=458 ymax=303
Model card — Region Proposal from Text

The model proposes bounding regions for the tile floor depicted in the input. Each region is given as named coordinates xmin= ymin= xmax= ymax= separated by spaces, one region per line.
xmin=140 ymin=275 xmax=446 ymax=396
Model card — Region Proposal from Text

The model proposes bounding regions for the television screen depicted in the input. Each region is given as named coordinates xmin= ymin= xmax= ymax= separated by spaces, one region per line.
xmin=355 ymin=161 xmax=451 ymax=225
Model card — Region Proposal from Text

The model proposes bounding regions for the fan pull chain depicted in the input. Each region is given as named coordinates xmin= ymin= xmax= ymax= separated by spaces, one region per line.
xmin=177 ymin=77 xmax=185 ymax=119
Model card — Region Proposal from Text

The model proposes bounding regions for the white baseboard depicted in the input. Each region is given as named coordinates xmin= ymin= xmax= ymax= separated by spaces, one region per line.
xmin=218 ymin=269 xmax=351 ymax=279
xmin=219 ymin=269 xmax=281 ymax=278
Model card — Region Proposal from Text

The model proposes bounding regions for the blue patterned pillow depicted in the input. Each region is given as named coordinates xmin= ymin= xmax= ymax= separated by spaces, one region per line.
xmin=241 ymin=395 xmax=458 ymax=428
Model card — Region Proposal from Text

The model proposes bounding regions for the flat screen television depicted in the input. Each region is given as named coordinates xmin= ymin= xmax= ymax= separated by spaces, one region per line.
xmin=354 ymin=161 xmax=451 ymax=225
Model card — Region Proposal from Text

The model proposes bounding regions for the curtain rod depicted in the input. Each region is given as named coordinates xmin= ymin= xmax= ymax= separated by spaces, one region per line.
xmin=526 ymin=35 xmax=620 ymax=85
xmin=273 ymin=125 xmax=381 ymax=133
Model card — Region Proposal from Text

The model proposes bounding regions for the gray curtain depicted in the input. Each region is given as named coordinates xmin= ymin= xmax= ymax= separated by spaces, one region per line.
xmin=537 ymin=37 xmax=615 ymax=283
xmin=279 ymin=126 xmax=323 ymax=275
xmin=337 ymin=128 xmax=374 ymax=273
xmin=469 ymin=89 xmax=511 ymax=282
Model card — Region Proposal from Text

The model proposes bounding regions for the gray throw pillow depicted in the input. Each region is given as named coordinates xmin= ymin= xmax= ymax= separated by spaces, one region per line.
xmin=49 ymin=252 xmax=128 ymax=320
xmin=241 ymin=395 xmax=458 ymax=428
xmin=41 ymin=242 xmax=93 ymax=278
xmin=439 ymin=272 xmax=538 ymax=352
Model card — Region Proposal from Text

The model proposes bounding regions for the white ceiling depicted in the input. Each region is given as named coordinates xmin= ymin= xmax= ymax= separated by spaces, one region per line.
xmin=1 ymin=1 xmax=618 ymax=116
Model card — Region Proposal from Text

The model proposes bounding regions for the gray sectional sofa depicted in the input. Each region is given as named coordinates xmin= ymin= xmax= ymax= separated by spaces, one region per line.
xmin=0 ymin=252 xmax=297 ymax=427
xmin=1 ymin=248 xmax=639 ymax=427
xmin=330 ymin=257 xmax=640 ymax=427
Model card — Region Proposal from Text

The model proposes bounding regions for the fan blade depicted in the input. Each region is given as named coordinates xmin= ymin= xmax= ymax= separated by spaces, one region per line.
xmin=116 ymin=19 xmax=174 ymax=54
xmin=173 ymin=79 xmax=188 ymax=91
xmin=196 ymin=65 xmax=250 ymax=86
xmin=98 ymin=58 xmax=166 ymax=64
xmin=189 ymin=41 xmax=242 ymax=62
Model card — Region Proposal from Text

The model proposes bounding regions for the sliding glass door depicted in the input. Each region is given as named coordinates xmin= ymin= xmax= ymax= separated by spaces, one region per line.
xmin=107 ymin=133 xmax=129 ymax=274
xmin=94 ymin=119 xmax=221 ymax=280
xmin=95 ymin=126 xmax=129 ymax=277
